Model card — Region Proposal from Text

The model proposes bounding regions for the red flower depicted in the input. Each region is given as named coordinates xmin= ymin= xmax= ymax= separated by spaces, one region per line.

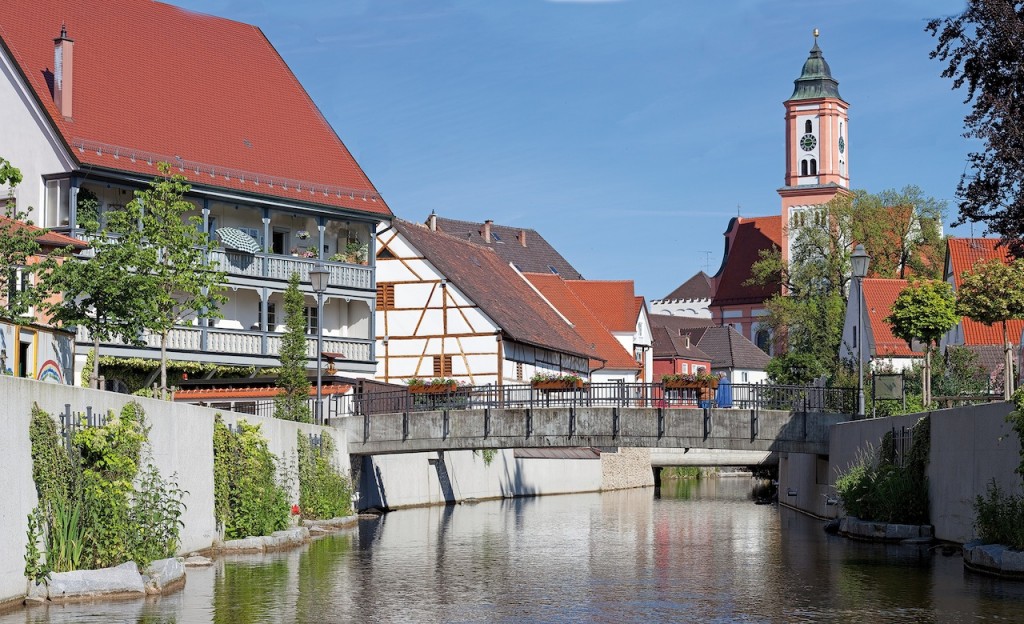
xmin=291 ymin=504 xmax=301 ymax=516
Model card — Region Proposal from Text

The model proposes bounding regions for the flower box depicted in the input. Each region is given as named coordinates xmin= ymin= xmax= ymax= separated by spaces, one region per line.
xmin=409 ymin=383 xmax=457 ymax=394
xmin=532 ymin=379 xmax=584 ymax=391
xmin=664 ymin=379 xmax=719 ymax=390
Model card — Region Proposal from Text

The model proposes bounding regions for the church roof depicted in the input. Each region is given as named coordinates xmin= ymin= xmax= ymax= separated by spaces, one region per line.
xmin=0 ymin=0 xmax=390 ymax=217
xmin=788 ymin=40 xmax=844 ymax=102
xmin=661 ymin=271 xmax=712 ymax=301
xmin=710 ymin=216 xmax=782 ymax=307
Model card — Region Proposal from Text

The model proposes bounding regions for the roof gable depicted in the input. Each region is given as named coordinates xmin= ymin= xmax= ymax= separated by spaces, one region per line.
xmin=432 ymin=216 xmax=583 ymax=279
xmin=860 ymin=278 xmax=923 ymax=357
xmin=649 ymin=314 xmax=769 ymax=370
xmin=946 ymin=238 xmax=1013 ymax=289
xmin=0 ymin=0 xmax=389 ymax=217
xmin=525 ymin=273 xmax=639 ymax=371
xmin=710 ymin=216 xmax=782 ymax=307
xmin=661 ymin=271 xmax=712 ymax=301
xmin=563 ymin=280 xmax=638 ymax=333
xmin=393 ymin=219 xmax=599 ymax=361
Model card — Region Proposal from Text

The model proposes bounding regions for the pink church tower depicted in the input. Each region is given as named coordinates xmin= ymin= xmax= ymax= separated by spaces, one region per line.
xmin=778 ymin=30 xmax=850 ymax=263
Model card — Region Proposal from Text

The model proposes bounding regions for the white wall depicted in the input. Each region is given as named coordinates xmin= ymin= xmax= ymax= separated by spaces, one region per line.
xmin=0 ymin=375 xmax=346 ymax=605
xmin=0 ymin=45 xmax=74 ymax=225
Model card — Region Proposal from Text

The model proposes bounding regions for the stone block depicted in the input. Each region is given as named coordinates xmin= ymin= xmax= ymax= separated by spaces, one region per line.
xmin=47 ymin=561 xmax=145 ymax=602
xmin=1001 ymin=548 xmax=1024 ymax=573
xmin=221 ymin=536 xmax=265 ymax=551
xmin=25 ymin=581 xmax=46 ymax=604
xmin=143 ymin=557 xmax=185 ymax=594
xmin=184 ymin=556 xmax=213 ymax=567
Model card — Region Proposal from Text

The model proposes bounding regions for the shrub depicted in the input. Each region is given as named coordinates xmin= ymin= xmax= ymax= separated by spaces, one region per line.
xmin=297 ymin=432 xmax=352 ymax=520
xmin=974 ymin=480 xmax=1024 ymax=550
xmin=214 ymin=417 xmax=289 ymax=538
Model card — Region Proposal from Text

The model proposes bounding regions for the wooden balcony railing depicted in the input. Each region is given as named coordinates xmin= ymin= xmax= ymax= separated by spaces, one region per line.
xmin=207 ymin=250 xmax=374 ymax=290
xmin=77 ymin=326 xmax=373 ymax=362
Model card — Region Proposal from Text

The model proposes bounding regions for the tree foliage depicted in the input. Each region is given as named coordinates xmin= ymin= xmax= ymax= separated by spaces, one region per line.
xmin=275 ymin=273 xmax=312 ymax=423
xmin=956 ymin=258 xmax=1024 ymax=398
xmin=885 ymin=279 xmax=959 ymax=406
xmin=928 ymin=2 xmax=1024 ymax=252
xmin=751 ymin=187 xmax=945 ymax=375
xmin=42 ymin=190 xmax=156 ymax=387
xmin=110 ymin=163 xmax=227 ymax=395
xmin=0 ymin=157 xmax=50 ymax=320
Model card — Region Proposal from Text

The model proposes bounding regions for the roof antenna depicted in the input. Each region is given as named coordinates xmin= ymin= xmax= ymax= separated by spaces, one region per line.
xmin=737 ymin=204 xmax=741 ymax=217
xmin=699 ymin=251 xmax=712 ymax=273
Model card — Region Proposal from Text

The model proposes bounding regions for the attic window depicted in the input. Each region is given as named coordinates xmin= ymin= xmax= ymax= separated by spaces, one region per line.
xmin=377 ymin=246 xmax=395 ymax=259
xmin=491 ymin=232 xmax=502 ymax=242
xmin=548 ymin=265 xmax=559 ymax=275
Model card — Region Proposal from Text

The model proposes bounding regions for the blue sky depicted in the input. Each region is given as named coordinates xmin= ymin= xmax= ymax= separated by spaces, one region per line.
xmin=176 ymin=0 xmax=973 ymax=300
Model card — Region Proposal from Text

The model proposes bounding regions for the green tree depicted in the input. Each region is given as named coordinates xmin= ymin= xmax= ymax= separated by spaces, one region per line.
xmin=928 ymin=2 xmax=1024 ymax=254
xmin=0 ymin=157 xmax=49 ymax=320
xmin=275 ymin=273 xmax=311 ymax=422
xmin=885 ymin=279 xmax=959 ymax=407
xmin=41 ymin=192 xmax=156 ymax=388
xmin=110 ymin=163 xmax=227 ymax=396
xmin=751 ymin=187 xmax=945 ymax=375
xmin=956 ymin=258 xmax=1024 ymax=399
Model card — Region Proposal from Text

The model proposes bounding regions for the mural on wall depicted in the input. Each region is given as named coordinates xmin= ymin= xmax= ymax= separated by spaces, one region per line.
xmin=0 ymin=323 xmax=12 ymax=375
xmin=0 ymin=321 xmax=74 ymax=384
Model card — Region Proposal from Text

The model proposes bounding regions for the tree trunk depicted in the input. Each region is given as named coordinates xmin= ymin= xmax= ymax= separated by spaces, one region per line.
xmin=92 ymin=335 xmax=101 ymax=389
xmin=1004 ymin=320 xmax=1013 ymax=400
xmin=923 ymin=347 xmax=931 ymax=407
xmin=160 ymin=330 xmax=168 ymax=400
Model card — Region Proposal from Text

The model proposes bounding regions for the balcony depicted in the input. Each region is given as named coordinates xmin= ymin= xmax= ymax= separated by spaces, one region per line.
xmin=77 ymin=326 xmax=373 ymax=362
xmin=207 ymin=249 xmax=372 ymax=291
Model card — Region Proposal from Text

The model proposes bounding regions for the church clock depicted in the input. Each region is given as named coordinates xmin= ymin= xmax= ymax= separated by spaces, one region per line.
xmin=838 ymin=136 xmax=845 ymax=154
xmin=799 ymin=133 xmax=817 ymax=151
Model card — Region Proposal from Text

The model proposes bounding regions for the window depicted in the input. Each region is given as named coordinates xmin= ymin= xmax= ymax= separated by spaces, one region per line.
xmin=755 ymin=328 xmax=771 ymax=354
xmin=804 ymin=119 xmax=812 ymax=134
xmin=809 ymin=159 xmax=817 ymax=176
xmin=258 ymin=302 xmax=277 ymax=330
xmin=376 ymin=283 xmax=395 ymax=310
xmin=680 ymin=363 xmax=688 ymax=374
xmin=239 ymin=226 xmax=264 ymax=250
xmin=433 ymin=355 xmax=453 ymax=377
xmin=304 ymin=305 xmax=319 ymax=335
xmin=801 ymin=160 xmax=808 ymax=176
xmin=377 ymin=246 xmax=395 ymax=259
xmin=548 ymin=265 xmax=559 ymax=275
xmin=742 ymin=372 xmax=749 ymax=383
xmin=491 ymin=232 xmax=502 ymax=243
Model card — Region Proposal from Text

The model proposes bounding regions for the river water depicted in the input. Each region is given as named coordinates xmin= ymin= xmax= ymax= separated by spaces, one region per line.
xmin=7 ymin=478 xmax=1024 ymax=623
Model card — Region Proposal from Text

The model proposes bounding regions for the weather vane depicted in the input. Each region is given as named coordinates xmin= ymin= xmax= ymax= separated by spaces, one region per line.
xmin=813 ymin=28 xmax=819 ymax=41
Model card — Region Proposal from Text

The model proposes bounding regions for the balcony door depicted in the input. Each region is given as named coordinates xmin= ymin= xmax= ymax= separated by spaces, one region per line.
xmin=272 ymin=229 xmax=290 ymax=255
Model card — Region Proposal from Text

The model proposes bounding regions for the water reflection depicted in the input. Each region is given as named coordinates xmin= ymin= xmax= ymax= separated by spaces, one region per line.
xmin=5 ymin=479 xmax=1024 ymax=623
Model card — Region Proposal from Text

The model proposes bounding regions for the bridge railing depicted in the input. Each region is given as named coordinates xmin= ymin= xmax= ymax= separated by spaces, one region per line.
xmin=351 ymin=382 xmax=858 ymax=417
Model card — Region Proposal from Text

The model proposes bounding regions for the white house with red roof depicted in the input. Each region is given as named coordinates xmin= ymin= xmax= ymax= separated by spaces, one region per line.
xmin=0 ymin=0 xmax=392 ymax=383
xmin=840 ymin=278 xmax=923 ymax=373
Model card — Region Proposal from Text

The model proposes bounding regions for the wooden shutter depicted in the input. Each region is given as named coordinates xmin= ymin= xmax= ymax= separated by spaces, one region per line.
xmin=376 ymin=283 xmax=395 ymax=310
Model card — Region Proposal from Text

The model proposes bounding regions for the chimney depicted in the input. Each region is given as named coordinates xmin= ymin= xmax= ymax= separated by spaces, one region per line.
xmin=483 ymin=219 xmax=493 ymax=243
xmin=53 ymin=23 xmax=74 ymax=119
xmin=518 ymin=229 xmax=527 ymax=247
xmin=684 ymin=335 xmax=691 ymax=348
xmin=428 ymin=211 xmax=437 ymax=231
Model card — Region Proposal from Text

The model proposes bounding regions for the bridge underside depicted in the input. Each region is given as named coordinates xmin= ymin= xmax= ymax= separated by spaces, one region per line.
xmin=650 ymin=448 xmax=777 ymax=467
xmin=343 ymin=407 xmax=848 ymax=457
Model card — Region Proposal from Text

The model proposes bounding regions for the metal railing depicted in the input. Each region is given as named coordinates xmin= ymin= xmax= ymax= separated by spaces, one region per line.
xmin=208 ymin=249 xmax=373 ymax=291
xmin=351 ymin=382 xmax=858 ymax=417
xmin=196 ymin=393 xmax=353 ymax=425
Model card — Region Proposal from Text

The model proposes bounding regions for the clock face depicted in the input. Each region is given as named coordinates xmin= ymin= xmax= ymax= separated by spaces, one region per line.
xmin=800 ymin=133 xmax=817 ymax=152
xmin=839 ymin=136 xmax=846 ymax=154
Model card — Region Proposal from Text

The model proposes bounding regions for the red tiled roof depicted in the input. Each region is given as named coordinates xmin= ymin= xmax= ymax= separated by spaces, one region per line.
xmin=962 ymin=319 xmax=1024 ymax=347
xmin=0 ymin=217 xmax=88 ymax=250
xmin=394 ymin=220 xmax=600 ymax=361
xmin=710 ymin=216 xmax=782 ymax=307
xmin=563 ymin=280 xmax=638 ymax=333
xmin=946 ymin=238 xmax=1012 ymax=289
xmin=0 ymin=0 xmax=389 ymax=217
xmin=525 ymin=273 xmax=639 ymax=372
xmin=861 ymin=278 xmax=923 ymax=358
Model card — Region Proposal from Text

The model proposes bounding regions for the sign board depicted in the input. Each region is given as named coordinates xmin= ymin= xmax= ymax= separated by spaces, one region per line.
xmin=873 ymin=373 xmax=904 ymax=401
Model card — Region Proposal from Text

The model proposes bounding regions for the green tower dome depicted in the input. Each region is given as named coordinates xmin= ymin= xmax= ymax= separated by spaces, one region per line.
xmin=788 ymin=39 xmax=844 ymax=102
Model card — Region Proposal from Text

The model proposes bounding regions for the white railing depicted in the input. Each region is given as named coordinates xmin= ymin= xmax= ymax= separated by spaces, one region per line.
xmin=208 ymin=249 xmax=373 ymax=290
xmin=78 ymin=326 xmax=373 ymax=361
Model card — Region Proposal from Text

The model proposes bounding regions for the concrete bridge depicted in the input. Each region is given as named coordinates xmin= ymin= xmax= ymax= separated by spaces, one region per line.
xmin=341 ymin=405 xmax=853 ymax=457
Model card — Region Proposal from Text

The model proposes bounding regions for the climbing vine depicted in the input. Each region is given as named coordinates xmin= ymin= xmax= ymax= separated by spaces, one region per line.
xmin=25 ymin=402 xmax=184 ymax=577
xmin=297 ymin=431 xmax=351 ymax=520
xmin=974 ymin=388 xmax=1024 ymax=548
xmin=213 ymin=416 xmax=289 ymax=539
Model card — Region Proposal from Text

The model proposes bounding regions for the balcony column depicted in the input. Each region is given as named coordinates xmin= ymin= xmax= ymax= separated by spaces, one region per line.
xmin=260 ymin=287 xmax=269 ymax=355
xmin=262 ymin=212 xmax=271 ymax=277
xmin=68 ymin=178 xmax=80 ymax=231
xmin=200 ymin=199 xmax=211 ymax=352
xmin=317 ymin=218 xmax=325 ymax=261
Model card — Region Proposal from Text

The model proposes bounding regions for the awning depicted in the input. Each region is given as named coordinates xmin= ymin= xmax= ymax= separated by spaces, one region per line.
xmin=216 ymin=227 xmax=262 ymax=254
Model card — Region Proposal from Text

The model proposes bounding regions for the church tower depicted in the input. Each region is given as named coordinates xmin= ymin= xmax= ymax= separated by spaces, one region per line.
xmin=778 ymin=31 xmax=849 ymax=262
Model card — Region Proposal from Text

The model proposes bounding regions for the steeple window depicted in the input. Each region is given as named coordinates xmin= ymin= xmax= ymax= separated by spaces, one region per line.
xmin=809 ymin=159 xmax=817 ymax=176
xmin=801 ymin=160 xmax=808 ymax=176
xmin=804 ymin=120 xmax=812 ymax=134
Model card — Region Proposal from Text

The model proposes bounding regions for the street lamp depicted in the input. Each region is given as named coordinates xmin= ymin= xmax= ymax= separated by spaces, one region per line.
xmin=851 ymin=244 xmax=870 ymax=418
xmin=309 ymin=262 xmax=330 ymax=425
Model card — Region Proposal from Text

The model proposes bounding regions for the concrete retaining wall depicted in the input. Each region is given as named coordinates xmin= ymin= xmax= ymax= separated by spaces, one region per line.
xmin=0 ymin=375 xmax=346 ymax=605
xmin=823 ymin=402 xmax=1021 ymax=543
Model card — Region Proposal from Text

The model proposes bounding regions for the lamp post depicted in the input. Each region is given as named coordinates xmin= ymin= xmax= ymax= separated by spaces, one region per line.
xmin=851 ymin=244 xmax=870 ymax=418
xmin=309 ymin=262 xmax=330 ymax=425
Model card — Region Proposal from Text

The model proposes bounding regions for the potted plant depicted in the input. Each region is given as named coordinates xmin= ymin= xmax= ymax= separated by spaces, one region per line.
xmin=301 ymin=248 xmax=318 ymax=259
xmin=531 ymin=373 xmax=585 ymax=391
xmin=296 ymin=230 xmax=311 ymax=240
xmin=330 ymin=240 xmax=368 ymax=265
xmin=662 ymin=371 xmax=719 ymax=390
xmin=407 ymin=378 xmax=459 ymax=394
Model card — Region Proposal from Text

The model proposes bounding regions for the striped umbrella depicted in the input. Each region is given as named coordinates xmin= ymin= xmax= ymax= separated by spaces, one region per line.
xmin=216 ymin=227 xmax=262 ymax=254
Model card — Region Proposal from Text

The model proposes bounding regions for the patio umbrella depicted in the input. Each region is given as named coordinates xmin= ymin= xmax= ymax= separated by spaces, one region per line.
xmin=216 ymin=227 xmax=262 ymax=254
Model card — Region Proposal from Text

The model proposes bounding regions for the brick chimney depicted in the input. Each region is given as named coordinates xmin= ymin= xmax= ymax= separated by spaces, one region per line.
xmin=53 ymin=23 xmax=74 ymax=119
xmin=428 ymin=211 xmax=437 ymax=231
xmin=483 ymin=219 xmax=493 ymax=243
xmin=518 ymin=229 xmax=527 ymax=247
